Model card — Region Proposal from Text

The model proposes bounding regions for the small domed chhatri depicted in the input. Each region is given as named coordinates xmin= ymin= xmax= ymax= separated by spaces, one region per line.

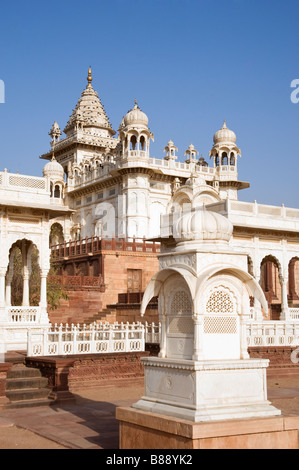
xmin=43 ymin=154 xmax=64 ymax=180
xmin=123 ymin=99 xmax=149 ymax=127
xmin=174 ymin=206 xmax=233 ymax=243
xmin=213 ymin=120 xmax=236 ymax=145
xmin=209 ymin=119 xmax=241 ymax=170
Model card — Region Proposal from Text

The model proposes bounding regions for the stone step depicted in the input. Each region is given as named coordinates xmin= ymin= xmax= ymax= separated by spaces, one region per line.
xmin=6 ymin=376 xmax=49 ymax=390
xmin=6 ymin=387 xmax=50 ymax=402
xmin=7 ymin=366 xmax=42 ymax=379
xmin=5 ymin=362 xmax=52 ymax=408
xmin=4 ymin=397 xmax=54 ymax=409
xmin=4 ymin=351 xmax=27 ymax=365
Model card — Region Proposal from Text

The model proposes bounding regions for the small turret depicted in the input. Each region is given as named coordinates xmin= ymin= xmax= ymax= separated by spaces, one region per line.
xmin=49 ymin=121 xmax=62 ymax=148
xmin=164 ymin=139 xmax=178 ymax=161
xmin=184 ymin=143 xmax=199 ymax=164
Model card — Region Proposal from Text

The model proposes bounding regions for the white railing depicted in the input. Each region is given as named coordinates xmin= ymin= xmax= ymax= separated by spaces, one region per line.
xmin=27 ymin=321 xmax=145 ymax=357
xmin=289 ymin=308 xmax=299 ymax=320
xmin=246 ymin=321 xmax=299 ymax=347
xmin=144 ymin=321 xmax=161 ymax=344
xmin=7 ymin=307 xmax=39 ymax=323
xmin=144 ymin=320 xmax=299 ymax=347
xmin=24 ymin=318 xmax=299 ymax=357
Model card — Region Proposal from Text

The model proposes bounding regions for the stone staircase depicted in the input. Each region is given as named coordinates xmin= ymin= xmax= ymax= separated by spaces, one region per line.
xmin=81 ymin=307 xmax=117 ymax=326
xmin=4 ymin=354 xmax=53 ymax=408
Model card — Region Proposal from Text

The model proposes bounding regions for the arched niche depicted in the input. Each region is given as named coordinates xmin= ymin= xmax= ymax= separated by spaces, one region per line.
xmin=288 ymin=257 xmax=299 ymax=303
xmin=260 ymin=255 xmax=282 ymax=319
xmin=163 ymin=274 xmax=194 ymax=360
xmin=201 ymin=277 xmax=242 ymax=360
xmin=49 ymin=222 xmax=64 ymax=245
xmin=7 ymin=239 xmax=41 ymax=307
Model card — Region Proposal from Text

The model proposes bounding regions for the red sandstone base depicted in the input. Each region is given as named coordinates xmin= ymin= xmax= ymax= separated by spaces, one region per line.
xmin=116 ymin=407 xmax=299 ymax=449
xmin=0 ymin=363 xmax=13 ymax=409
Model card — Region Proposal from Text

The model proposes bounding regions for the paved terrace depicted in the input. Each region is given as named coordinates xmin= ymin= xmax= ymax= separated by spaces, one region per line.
xmin=0 ymin=371 xmax=298 ymax=449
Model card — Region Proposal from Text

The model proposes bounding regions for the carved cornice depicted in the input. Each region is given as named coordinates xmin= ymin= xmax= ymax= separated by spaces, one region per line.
xmin=68 ymin=175 xmax=123 ymax=197
xmin=40 ymin=139 xmax=118 ymax=161
xmin=233 ymin=226 xmax=299 ymax=241
xmin=219 ymin=180 xmax=250 ymax=189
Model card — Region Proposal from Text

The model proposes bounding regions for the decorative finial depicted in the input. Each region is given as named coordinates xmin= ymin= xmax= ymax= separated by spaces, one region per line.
xmin=223 ymin=119 xmax=227 ymax=128
xmin=134 ymin=98 xmax=138 ymax=108
xmin=87 ymin=66 xmax=92 ymax=86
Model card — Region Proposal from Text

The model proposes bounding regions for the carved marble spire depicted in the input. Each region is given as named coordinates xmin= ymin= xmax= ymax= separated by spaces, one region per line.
xmin=63 ymin=68 xmax=115 ymax=136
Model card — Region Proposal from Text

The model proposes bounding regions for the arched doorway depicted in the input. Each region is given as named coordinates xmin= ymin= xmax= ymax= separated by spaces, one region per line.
xmin=260 ymin=255 xmax=282 ymax=319
xmin=7 ymin=240 xmax=41 ymax=307
xmin=165 ymin=275 xmax=194 ymax=360
xmin=288 ymin=257 xmax=299 ymax=305
xmin=49 ymin=223 xmax=64 ymax=246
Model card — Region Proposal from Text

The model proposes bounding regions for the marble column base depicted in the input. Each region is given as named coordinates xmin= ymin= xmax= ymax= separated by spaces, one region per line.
xmin=132 ymin=357 xmax=281 ymax=422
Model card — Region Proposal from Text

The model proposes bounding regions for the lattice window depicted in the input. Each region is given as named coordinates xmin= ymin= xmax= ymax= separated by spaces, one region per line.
xmin=9 ymin=175 xmax=46 ymax=190
xmin=9 ymin=217 xmax=40 ymax=225
xmin=204 ymin=316 xmax=237 ymax=334
xmin=206 ymin=289 xmax=235 ymax=315
xmin=170 ymin=290 xmax=192 ymax=316
xmin=168 ymin=317 xmax=193 ymax=334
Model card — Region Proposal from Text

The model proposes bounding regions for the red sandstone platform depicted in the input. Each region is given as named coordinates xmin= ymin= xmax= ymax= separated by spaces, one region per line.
xmin=116 ymin=407 xmax=299 ymax=449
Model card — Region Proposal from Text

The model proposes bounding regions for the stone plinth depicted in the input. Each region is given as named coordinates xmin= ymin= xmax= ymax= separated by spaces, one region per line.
xmin=67 ymin=351 xmax=149 ymax=391
xmin=25 ymin=357 xmax=76 ymax=403
xmin=132 ymin=357 xmax=280 ymax=422
xmin=116 ymin=407 xmax=299 ymax=449
xmin=25 ymin=351 xmax=149 ymax=398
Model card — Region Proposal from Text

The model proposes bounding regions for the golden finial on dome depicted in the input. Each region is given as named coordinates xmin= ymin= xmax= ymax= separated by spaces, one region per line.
xmin=87 ymin=66 xmax=93 ymax=86
xmin=222 ymin=119 xmax=227 ymax=128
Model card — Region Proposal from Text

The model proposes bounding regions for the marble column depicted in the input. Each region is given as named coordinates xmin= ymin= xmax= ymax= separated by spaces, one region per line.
xmin=253 ymin=275 xmax=264 ymax=321
xmin=5 ymin=271 xmax=13 ymax=307
xmin=280 ymin=274 xmax=290 ymax=321
xmin=158 ymin=314 xmax=167 ymax=358
xmin=0 ymin=269 xmax=6 ymax=309
xmin=22 ymin=268 xmax=30 ymax=307
xmin=192 ymin=316 xmax=204 ymax=361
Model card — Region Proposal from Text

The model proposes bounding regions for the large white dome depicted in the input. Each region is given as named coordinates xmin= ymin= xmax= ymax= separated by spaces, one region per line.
xmin=43 ymin=156 xmax=64 ymax=180
xmin=174 ymin=207 xmax=233 ymax=242
xmin=123 ymin=100 xmax=149 ymax=127
xmin=213 ymin=120 xmax=236 ymax=145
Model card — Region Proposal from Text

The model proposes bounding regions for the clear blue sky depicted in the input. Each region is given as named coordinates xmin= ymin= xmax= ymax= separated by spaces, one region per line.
xmin=0 ymin=0 xmax=298 ymax=207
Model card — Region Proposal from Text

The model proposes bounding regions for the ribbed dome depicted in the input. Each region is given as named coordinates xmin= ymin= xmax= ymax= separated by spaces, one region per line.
xmin=213 ymin=120 xmax=236 ymax=145
xmin=175 ymin=207 xmax=233 ymax=242
xmin=43 ymin=156 xmax=64 ymax=180
xmin=123 ymin=100 xmax=148 ymax=127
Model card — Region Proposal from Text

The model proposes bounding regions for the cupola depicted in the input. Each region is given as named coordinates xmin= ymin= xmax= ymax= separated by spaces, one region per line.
xmin=209 ymin=120 xmax=241 ymax=169
xmin=49 ymin=121 xmax=62 ymax=147
xmin=43 ymin=154 xmax=65 ymax=200
xmin=123 ymin=99 xmax=149 ymax=127
xmin=174 ymin=206 xmax=233 ymax=243
xmin=118 ymin=99 xmax=154 ymax=161
xmin=184 ymin=143 xmax=199 ymax=164
xmin=164 ymin=139 xmax=178 ymax=160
